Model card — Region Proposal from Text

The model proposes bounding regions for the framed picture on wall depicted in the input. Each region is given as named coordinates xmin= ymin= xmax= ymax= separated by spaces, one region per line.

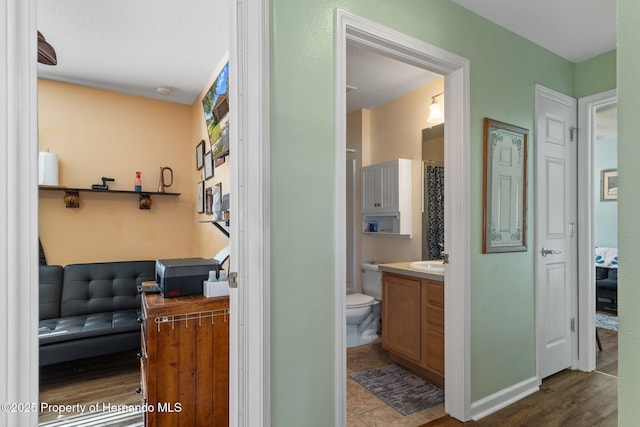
xmin=482 ymin=118 xmax=528 ymax=253
xmin=601 ymin=169 xmax=618 ymax=201
xmin=205 ymin=187 xmax=213 ymax=214
xmin=195 ymin=140 xmax=205 ymax=170
xmin=212 ymin=182 xmax=222 ymax=220
xmin=204 ymin=151 xmax=214 ymax=180
xmin=197 ymin=180 xmax=205 ymax=213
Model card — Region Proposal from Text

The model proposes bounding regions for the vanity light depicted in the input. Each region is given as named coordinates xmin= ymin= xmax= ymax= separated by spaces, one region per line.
xmin=427 ymin=92 xmax=444 ymax=124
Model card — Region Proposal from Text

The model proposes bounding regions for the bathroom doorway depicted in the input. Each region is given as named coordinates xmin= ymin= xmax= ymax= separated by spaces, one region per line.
xmin=344 ymin=43 xmax=447 ymax=419
xmin=336 ymin=9 xmax=472 ymax=423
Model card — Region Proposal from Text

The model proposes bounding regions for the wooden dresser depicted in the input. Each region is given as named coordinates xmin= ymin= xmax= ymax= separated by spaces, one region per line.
xmin=140 ymin=293 xmax=230 ymax=426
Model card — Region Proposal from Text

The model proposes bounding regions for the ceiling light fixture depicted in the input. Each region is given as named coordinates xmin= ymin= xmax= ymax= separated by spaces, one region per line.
xmin=37 ymin=31 xmax=57 ymax=66
xmin=156 ymin=86 xmax=173 ymax=96
xmin=427 ymin=92 xmax=444 ymax=124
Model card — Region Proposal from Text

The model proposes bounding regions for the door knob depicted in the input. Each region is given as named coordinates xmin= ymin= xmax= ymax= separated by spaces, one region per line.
xmin=541 ymin=247 xmax=561 ymax=257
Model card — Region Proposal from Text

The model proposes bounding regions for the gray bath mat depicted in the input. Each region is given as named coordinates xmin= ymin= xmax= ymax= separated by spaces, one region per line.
xmin=350 ymin=364 xmax=444 ymax=415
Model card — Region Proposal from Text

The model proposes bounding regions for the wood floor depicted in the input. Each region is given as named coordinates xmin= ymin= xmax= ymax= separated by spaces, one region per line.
xmin=422 ymin=327 xmax=618 ymax=427
xmin=39 ymin=350 xmax=141 ymax=423
xmin=38 ymin=328 xmax=617 ymax=426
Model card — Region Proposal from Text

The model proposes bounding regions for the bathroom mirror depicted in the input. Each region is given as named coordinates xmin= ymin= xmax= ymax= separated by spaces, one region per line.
xmin=482 ymin=118 xmax=528 ymax=253
xmin=422 ymin=124 xmax=445 ymax=260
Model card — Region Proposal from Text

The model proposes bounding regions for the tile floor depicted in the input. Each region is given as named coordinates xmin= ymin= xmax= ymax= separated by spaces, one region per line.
xmin=347 ymin=341 xmax=446 ymax=426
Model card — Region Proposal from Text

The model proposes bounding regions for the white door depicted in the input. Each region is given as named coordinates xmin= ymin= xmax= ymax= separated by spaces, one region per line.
xmin=535 ymin=85 xmax=578 ymax=379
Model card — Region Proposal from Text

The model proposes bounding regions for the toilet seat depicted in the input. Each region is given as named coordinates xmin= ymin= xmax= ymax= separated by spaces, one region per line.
xmin=346 ymin=293 xmax=374 ymax=308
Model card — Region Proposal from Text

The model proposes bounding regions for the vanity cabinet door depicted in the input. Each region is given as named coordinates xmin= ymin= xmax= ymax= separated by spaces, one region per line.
xmin=423 ymin=279 xmax=444 ymax=379
xmin=381 ymin=273 xmax=422 ymax=363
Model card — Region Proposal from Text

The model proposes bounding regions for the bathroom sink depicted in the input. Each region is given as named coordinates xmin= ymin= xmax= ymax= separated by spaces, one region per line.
xmin=408 ymin=260 xmax=445 ymax=273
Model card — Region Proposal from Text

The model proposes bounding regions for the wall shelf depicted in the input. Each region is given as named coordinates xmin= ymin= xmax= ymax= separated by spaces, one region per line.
xmin=199 ymin=219 xmax=230 ymax=238
xmin=39 ymin=185 xmax=181 ymax=209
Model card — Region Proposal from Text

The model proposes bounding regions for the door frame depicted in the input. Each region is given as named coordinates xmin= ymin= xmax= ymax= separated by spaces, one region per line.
xmin=5 ymin=0 xmax=266 ymax=425
xmin=576 ymin=89 xmax=617 ymax=372
xmin=229 ymin=0 xmax=271 ymax=425
xmin=334 ymin=9 xmax=471 ymax=423
xmin=2 ymin=0 xmax=40 ymax=425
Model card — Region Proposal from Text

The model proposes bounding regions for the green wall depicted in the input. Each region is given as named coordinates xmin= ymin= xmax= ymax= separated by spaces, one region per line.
xmin=269 ymin=0 xmax=614 ymax=424
xmin=575 ymin=50 xmax=617 ymax=98
xmin=617 ymin=0 xmax=639 ymax=424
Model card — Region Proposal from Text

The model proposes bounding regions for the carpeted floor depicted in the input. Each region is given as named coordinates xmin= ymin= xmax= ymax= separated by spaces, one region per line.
xmin=596 ymin=313 xmax=618 ymax=331
xmin=350 ymin=364 xmax=444 ymax=416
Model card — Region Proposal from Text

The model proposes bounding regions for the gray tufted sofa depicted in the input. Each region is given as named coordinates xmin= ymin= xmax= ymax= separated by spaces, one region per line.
xmin=38 ymin=260 xmax=155 ymax=366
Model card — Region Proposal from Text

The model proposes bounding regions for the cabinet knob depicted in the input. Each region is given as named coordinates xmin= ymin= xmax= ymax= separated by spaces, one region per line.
xmin=136 ymin=387 xmax=142 ymax=394
xmin=137 ymin=317 xmax=144 ymax=324
xmin=137 ymin=352 xmax=143 ymax=360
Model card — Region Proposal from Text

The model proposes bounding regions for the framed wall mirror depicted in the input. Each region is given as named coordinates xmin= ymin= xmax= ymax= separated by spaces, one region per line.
xmin=482 ymin=118 xmax=529 ymax=253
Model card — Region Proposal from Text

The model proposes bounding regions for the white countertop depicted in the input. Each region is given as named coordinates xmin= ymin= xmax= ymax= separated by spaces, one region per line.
xmin=378 ymin=262 xmax=444 ymax=282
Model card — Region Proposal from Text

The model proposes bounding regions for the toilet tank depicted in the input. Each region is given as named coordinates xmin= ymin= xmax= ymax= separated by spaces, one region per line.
xmin=361 ymin=263 xmax=382 ymax=301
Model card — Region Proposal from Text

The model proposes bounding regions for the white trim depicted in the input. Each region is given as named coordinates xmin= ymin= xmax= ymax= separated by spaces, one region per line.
xmin=1 ymin=0 xmax=39 ymax=425
xmin=230 ymin=0 xmax=270 ymax=426
xmin=334 ymin=9 xmax=471 ymax=423
xmin=576 ymin=89 xmax=617 ymax=372
xmin=470 ymin=376 xmax=540 ymax=421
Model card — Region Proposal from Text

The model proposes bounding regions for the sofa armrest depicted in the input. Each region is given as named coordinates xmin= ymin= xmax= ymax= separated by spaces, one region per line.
xmin=39 ymin=265 xmax=64 ymax=320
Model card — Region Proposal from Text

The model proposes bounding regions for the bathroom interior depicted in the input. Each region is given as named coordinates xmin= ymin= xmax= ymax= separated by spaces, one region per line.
xmin=345 ymin=41 xmax=448 ymax=425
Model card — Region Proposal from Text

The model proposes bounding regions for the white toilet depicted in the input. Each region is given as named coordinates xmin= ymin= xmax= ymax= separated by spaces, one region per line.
xmin=346 ymin=263 xmax=382 ymax=348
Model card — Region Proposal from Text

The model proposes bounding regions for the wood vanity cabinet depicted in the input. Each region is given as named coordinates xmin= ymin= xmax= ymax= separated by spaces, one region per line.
xmin=381 ymin=272 xmax=444 ymax=388
xmin=140 ymin=293 xmax=230 ymax=427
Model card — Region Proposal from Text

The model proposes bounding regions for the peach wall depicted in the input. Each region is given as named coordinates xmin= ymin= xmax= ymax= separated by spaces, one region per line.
xmin=38 ymin=80 xmax=197 ymax=265
xmin=356 ymin=78 xmax=445 ymax=265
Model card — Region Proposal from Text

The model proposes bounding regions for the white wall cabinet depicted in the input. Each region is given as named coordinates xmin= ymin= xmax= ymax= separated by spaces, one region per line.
xmin=361 ymin=158 xmax=412 ymax=237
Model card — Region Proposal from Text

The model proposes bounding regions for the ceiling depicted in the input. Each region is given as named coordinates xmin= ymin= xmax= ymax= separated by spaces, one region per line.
xmin=37 ymin=0 xmax=616 ymax=109
xmin=346 ymin=44 xmax=441 ymax=113
xmin=37 ymin=0 xmax=229 ymax=105
xmin=451 ymin=0 xmax=617 ymax=63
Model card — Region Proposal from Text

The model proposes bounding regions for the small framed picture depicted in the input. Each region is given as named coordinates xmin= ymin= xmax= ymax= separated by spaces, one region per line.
xmin=196 ymin=140 xmax=205 ymax=170
xmin=212 ymin=182 xmax=222 ymax=220
xmin=601 ymin=169 xmax=618 ymax=201
xmin=204 ymin=151 xmax=214 ymax=180
xmin=205 ymin=187 xmax=213 ymax=214
xmin=197 ymin=180 xmax=205 ymax=213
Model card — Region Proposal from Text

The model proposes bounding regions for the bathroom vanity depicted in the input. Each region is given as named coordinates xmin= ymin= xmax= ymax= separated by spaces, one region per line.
xmin=378 ymin=263 xmax=444 ymax=388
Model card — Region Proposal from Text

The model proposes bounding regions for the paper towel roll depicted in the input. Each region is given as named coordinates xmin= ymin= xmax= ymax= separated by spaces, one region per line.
xmin=38 ymin=152 xmax=58 ymax=186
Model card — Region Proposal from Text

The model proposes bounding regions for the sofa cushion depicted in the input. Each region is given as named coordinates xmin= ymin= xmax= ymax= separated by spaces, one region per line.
xmin=595 ymin=266 xmax=609 ymax=280
xmin=597 ymin=278 xmax=617 ymax=292
xmin=38 ymin=309 xmax=141 ymax=345
xmin=60 ymin=261 xmax=155 ymax=318
xmin=39 ymin=265 xmax=64 ymax=320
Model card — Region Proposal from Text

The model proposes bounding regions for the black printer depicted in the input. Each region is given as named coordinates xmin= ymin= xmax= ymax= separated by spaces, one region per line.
xmin=155 ymin=257 xmax=219 ymax=297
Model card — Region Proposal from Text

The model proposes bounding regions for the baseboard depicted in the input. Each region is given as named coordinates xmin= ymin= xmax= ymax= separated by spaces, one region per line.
xmin=470 ymin=376 xmax=540 ymax=421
